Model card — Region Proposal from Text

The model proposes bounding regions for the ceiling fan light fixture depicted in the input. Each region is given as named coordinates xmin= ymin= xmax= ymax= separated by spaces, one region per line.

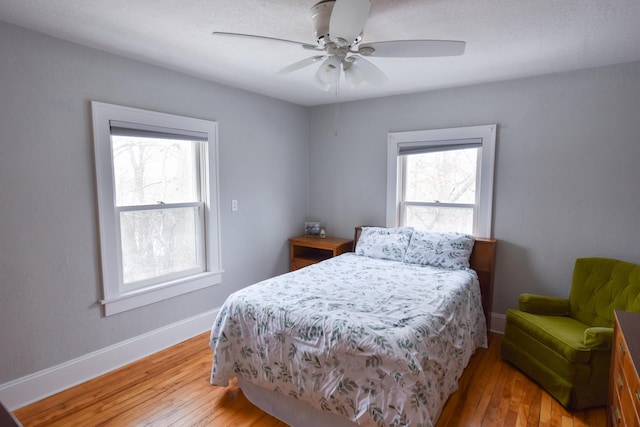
xmin=316 ymin=56 xmax=342 ymax=86
xmin=313 ymin=72 xmax=332 ymax=91
xmin=351 ymin=56 xmax=389 ymax=87
xmin=343 ymin=59 xmax=366 ymax=89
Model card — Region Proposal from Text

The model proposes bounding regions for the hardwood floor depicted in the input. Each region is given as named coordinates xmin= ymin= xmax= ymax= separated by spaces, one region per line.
xmin=13 ymin=333 xmax=607 ymax=426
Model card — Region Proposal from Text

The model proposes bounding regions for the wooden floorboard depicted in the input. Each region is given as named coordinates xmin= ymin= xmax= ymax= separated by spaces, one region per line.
xmin=13 ymin=333 xmax=607 ymax=426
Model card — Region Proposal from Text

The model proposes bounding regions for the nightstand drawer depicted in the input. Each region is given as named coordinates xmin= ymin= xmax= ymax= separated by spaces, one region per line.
xmin=291 ymin=257 xmax=316 ymax=271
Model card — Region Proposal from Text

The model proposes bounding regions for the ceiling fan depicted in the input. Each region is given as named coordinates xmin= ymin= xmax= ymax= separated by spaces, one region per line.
xmin=213 ymin=0 xmax=465 ymax=91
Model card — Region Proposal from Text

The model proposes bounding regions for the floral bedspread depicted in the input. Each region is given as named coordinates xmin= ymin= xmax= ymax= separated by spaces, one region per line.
xmin=209 ymin=253 xmax=487 ymax=427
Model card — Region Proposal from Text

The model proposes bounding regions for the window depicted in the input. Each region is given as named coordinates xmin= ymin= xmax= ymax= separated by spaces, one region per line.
xmin=386 ymin=125 xmax=496 ymax=237
xmin=92 ymin=102 xmax=222 ymax=315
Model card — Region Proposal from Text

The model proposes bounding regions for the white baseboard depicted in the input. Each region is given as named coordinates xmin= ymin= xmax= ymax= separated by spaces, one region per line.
xmin=0 ymin=308 xmax=219 ymax=411
xmin=490 ymin=312 xmax=506 ymax=334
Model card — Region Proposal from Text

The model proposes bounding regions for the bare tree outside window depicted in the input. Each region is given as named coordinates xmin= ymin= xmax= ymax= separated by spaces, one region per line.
xmin=402 ymin=148 xmax=478 ymax=233
xmin=112 ymin=136 xmax=202 ymax=289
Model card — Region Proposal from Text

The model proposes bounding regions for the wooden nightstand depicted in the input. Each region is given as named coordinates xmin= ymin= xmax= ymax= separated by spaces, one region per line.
xmin=289 ymin=235 xmax=353 ymax=271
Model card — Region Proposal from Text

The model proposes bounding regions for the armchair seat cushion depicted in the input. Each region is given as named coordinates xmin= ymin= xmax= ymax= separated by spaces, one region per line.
xmin=505 ymin=309 xmax=591 ymax=364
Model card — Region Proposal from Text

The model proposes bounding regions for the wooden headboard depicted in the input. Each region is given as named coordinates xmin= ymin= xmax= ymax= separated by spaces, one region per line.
xmin=353 ymin=226 xmax=497 ymax=332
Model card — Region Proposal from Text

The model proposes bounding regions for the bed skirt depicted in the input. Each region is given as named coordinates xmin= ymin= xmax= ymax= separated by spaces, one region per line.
xmin=238 ymin=375 xmax=358 ymax=427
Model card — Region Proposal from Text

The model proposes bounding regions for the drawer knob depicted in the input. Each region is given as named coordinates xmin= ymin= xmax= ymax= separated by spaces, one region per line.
xmin=615 ymin=405 xmax=621 ymax=424
xmin=617 ymin=374 xmax=623 ymax=390
xmin=620 ymin=342 xmax=626 ymax=357
xmin=636 ymin=388 xmax=640 ymax=405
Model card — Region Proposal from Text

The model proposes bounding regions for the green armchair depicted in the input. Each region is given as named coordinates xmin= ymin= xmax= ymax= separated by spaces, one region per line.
xmin=501 ymin=257 xmax=640 ymax=410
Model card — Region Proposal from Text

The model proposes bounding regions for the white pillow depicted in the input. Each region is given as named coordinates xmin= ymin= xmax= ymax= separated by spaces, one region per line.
xmin=355 ymin=227 xmax=414 ymax=262
xmin=404 ymin=231 xmax=475 ymax=269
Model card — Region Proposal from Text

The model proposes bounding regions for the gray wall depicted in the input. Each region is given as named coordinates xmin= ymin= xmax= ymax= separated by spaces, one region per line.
xmin=0 ymin=22 xmax=308 ymax=384
xmin=308 ymin=61 xmax=640 ymax=318
xmin=2 ymin=16 xmax=640 ymax=387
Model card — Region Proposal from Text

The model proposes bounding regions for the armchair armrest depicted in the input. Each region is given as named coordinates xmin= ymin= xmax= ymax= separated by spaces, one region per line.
xmin=584 ymin=327 xmax=613 ymax=350
xmin=519 ymin=293 xmax=570 ymax=315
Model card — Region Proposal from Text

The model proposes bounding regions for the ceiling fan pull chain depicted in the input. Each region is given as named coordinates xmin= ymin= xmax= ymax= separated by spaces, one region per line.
xmin=333 ymin=80 xmax=341 ymax=139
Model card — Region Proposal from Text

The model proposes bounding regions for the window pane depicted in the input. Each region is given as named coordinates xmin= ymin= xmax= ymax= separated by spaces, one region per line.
xmin=112 ymin=136 xmax=198 ymax=206
xmin=120 ymin=207 xmax=201 ymax=288
xmin=405 ymin=205 xmax=474 ymax=234
xmin=404 ymin=148 xmax=477 ymax=204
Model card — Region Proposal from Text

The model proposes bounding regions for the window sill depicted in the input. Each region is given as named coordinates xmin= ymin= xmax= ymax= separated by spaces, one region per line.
xmin=100 ymin=271 xmax=223 ymax=316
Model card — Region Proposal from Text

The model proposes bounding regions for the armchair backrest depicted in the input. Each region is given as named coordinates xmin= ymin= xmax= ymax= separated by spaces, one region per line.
xmin=569 ymin=257 xmax=640 ymax=327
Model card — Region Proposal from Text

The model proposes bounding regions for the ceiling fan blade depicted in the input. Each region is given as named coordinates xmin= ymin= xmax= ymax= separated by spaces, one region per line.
xmin=345 ymin=56 xmax=388 ymax=88
xmin=358 ymin=40 xmax=466 ymax=57
xmin=329 ymin=0 xmax=371 ymax=46
xmin=212 ymin=31 xmax=319 ymax=50
xmin=274 ymin=55 xmax=326 ymax=75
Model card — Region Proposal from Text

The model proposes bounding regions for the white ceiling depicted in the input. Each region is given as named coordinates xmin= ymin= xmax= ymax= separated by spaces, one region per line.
xmin=1 ymin=0 xmax=640 ymax=106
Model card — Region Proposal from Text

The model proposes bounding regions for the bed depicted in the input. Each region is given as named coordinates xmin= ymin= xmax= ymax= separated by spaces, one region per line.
xmin=210 ymin=226 xmax=496 ymax=427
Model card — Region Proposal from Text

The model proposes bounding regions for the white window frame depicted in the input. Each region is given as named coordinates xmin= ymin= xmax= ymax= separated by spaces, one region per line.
xmin=386 ymin=124 xmax=496 ymax=238
xmin=92 ymin=101 xmax=223 ymax=316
